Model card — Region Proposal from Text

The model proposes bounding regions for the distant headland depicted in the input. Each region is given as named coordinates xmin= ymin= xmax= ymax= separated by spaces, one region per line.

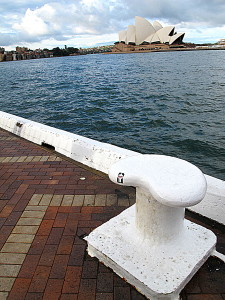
xmin=0 ymin=45 xmax=113 ymax=62
xmin=1 ymin=40 xmax=225 ymax=62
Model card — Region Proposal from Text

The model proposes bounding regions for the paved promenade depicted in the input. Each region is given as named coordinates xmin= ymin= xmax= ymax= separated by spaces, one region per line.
xmin=0 ymin=128 xmax=224 ymax=300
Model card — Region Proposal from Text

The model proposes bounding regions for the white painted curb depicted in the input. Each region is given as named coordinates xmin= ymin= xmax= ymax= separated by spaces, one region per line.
xmin=190 ymin=174 xmax=225 ymax=225
xmin=0 ymin=111 xmax=138 ymax=173
xmin=0 ymin=110 xmax=224 ymax=225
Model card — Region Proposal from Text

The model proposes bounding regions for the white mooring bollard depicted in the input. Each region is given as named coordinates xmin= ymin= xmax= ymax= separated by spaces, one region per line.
xmin=85 ymin=154 xmax=217 ymax=300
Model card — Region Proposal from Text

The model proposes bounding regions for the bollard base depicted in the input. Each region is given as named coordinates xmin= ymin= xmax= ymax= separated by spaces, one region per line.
xmin=85 ymin=205 xmax=216 ymax=300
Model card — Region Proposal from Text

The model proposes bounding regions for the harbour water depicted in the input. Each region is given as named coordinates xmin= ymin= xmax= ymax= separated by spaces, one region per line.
xmin=0 ymin=50 xmax=225 ymax=180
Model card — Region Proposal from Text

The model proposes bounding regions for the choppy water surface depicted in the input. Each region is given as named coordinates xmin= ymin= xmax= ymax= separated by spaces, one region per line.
xmin=0 ymin=50 xmax=225 ymax=179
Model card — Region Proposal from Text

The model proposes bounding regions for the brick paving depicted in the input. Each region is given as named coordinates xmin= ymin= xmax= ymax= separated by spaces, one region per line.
xmin=0 ymin=128 xmax=224 ymax=300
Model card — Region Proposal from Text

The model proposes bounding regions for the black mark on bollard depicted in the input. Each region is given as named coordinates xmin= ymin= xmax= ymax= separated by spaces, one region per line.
xmin=117 ymin=172 xmax=125 ymax=184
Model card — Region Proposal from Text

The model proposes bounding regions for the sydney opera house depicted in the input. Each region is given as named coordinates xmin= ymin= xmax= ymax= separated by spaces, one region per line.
xmin=112 ymin=16 xmax=185 ymax=52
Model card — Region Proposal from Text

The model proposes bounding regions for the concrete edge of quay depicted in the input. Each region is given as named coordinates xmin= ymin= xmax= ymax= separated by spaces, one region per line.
xmin=0 ymin=110 xmax=225 ymax=226
xmin=0 ymin=121 xmax=224 ymax=299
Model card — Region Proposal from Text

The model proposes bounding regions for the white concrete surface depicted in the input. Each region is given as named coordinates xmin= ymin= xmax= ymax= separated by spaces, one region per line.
xmin=0 ymin=110 xmax=224 ymax=226
xmin=109 ymin=154 xmax=207 ymax=243
xmin=86 ymin=154 xmax=216 ymax=299
xmin=109 ymin=154 xmax=207 ymax=208
xmin=86 ymin=205 xmax=216 ymax=300
xmin=190 ymin=174 xmax=225 ymax=225
xmin=0 ymin=111 xmax=138 ymax=174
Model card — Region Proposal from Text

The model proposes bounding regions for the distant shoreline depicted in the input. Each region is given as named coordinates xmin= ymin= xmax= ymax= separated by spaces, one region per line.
xmin=104 ymin=46 xmax=225 ymax=55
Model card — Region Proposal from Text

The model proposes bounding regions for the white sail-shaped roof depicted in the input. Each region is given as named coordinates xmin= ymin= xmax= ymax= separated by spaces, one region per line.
xmin=126 ymin=25 xmax=136 ymax=44
xmin=144 ymin=33 xmax=154 ymax=43
xmin=157 ymin=26 xmax=175 ymax=43
xmin=153 ymin=21 xmax=163 ymax=32
xmin=117 ymin=17 xmax=185 ymax=46
xmin=169 ymin=32 xmax=185 ymax=45
xmin=119 ymin=30 xmax=127 ymax=43
xmin=150 ymin=32 xmax=160 ymax=43
xmin=135 ymin=16 xmax=156 ymax=45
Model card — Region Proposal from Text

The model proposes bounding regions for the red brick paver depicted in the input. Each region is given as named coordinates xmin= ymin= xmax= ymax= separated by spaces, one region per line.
xmin=0 ymin=128 xmax=225 ymax=300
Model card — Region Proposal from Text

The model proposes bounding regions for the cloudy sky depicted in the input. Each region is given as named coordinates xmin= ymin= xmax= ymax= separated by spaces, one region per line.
xmin=1 ymin=0 xmax=225 ymax=50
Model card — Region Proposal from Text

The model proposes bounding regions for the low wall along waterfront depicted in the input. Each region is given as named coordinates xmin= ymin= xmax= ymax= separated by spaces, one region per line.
xmin=0 ymin=110 xmax=224 ymax=225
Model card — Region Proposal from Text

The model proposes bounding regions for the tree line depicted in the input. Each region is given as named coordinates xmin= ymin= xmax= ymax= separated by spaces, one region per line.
xmin=46 ymin=46 xmax=80 ymax=56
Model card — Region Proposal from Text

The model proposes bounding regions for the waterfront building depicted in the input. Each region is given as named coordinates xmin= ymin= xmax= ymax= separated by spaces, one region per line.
xmin=16 ymin=46 xmax=29 ymax=53
xmin=0 ymin=47 xmax=53 ymax=62
xmin=218 ymin=39 xmax=225 ymax=45
xmin=0 ymin=54 xmax=5 ymax=62
xmin=0 ymin=47 xmax=5 ymax=62
xmin=119 ymin=16 xmax=185 ymax=46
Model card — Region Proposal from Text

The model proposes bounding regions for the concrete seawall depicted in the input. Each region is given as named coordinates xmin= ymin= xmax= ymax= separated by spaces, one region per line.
xmin=0 ymin=111 xmax=138 ymax=173
xmin=0 ymin=110 xmax=224 ymax=225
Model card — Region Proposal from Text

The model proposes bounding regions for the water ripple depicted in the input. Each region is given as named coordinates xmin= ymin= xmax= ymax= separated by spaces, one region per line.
xmin=0 ymin=51 xmax=225 ymax=179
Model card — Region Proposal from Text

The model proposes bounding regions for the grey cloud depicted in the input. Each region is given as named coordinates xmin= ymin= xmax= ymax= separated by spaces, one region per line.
xmin=0 ymin=34 xmax=19 ymax=47
xmin=121 ymin=0 xmax=225 ymax=27
xmin=0 ymin=32 xmax=44 ymax=46
xmin=9 ymin=1 xmax=128 ymax=42
xmin=1 ymin=0 xmax=225 ymax=48
xmin=0 ymin=0 xmax=48 ymax=14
